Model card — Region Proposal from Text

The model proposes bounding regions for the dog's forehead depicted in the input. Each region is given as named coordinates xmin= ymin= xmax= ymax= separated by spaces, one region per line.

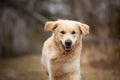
xmin=57 ymin=21 xmax=78 ymax=31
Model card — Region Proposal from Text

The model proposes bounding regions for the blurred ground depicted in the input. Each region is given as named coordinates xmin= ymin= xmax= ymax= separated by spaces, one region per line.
xmin=0 ymin=54 xmax=120 ymax=80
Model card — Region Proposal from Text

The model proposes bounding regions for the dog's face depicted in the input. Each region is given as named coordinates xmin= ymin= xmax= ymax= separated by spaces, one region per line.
xmin=55 ymin=23 xmax=80 ymax=52
xmin=44 ymin=20 xmax=89 ymax=52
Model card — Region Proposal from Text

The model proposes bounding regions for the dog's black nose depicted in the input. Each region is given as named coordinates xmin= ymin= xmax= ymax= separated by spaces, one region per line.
xmin=65 ymin=39 xmax=72 ymax=46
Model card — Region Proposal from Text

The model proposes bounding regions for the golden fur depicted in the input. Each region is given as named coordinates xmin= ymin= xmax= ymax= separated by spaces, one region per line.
xmin=41 ymin=20 xmax=89 ymax=80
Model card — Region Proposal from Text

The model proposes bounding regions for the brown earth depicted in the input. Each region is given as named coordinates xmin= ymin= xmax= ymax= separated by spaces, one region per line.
xmin=0 ymin=54 xmax=119 ymax=80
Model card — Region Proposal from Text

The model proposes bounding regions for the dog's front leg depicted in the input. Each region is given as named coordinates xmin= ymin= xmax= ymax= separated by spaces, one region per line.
xmin=70 ymin=73 xmax=81 ymax=80
xmin=48 ymin=61 xmax=54 ymax=80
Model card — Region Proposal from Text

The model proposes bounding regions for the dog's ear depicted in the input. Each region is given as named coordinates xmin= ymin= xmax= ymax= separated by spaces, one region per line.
xmin=77 ymin=22 xmax=90 ymax=36
xmin=44 ymin=21 xmax=58 ymax=32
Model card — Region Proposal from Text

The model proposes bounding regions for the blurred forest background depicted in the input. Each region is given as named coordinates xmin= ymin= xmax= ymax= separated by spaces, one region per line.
xmin=0 ymin=0 xmax=120 ymax=80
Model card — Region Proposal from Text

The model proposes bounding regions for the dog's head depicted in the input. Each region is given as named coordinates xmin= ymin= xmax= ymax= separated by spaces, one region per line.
xmin=44 ymin=20 xmax=89 ymax=52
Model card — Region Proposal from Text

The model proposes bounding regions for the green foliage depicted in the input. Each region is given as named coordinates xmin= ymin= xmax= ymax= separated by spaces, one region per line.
xmin=42 ymin=13 xmax=55 ymax=20
xmin=26 ymin=28 xmax=42 ymax=42
xmin=31 ymin=30 xmax=42 ymax=42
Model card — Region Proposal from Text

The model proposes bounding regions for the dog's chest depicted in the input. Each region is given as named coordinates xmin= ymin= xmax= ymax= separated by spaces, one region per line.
xmin=50 ymin=54 xmax=80 ymax=76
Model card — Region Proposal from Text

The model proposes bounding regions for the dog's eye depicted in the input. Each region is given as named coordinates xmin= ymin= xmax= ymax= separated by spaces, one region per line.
xmin=71 ymin=31 xmax=76 ymax=34
xmin=61 ymin=31 xmax=65 ymax=34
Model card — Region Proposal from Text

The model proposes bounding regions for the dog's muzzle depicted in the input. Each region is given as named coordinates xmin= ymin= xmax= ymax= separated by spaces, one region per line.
xmin=61 ymin=39 xmax=72 ymax=52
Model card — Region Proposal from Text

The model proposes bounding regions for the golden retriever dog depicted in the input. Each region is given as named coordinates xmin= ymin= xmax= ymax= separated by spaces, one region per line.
xmin=41 ymin=19 xmax=89 ymax=80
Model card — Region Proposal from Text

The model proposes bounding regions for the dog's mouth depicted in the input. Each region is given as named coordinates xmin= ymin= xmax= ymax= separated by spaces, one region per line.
xmin=61 ymin=42 xmax=72 ymax=52
xmin=64 ymin=46 xmax=72 ymax=52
